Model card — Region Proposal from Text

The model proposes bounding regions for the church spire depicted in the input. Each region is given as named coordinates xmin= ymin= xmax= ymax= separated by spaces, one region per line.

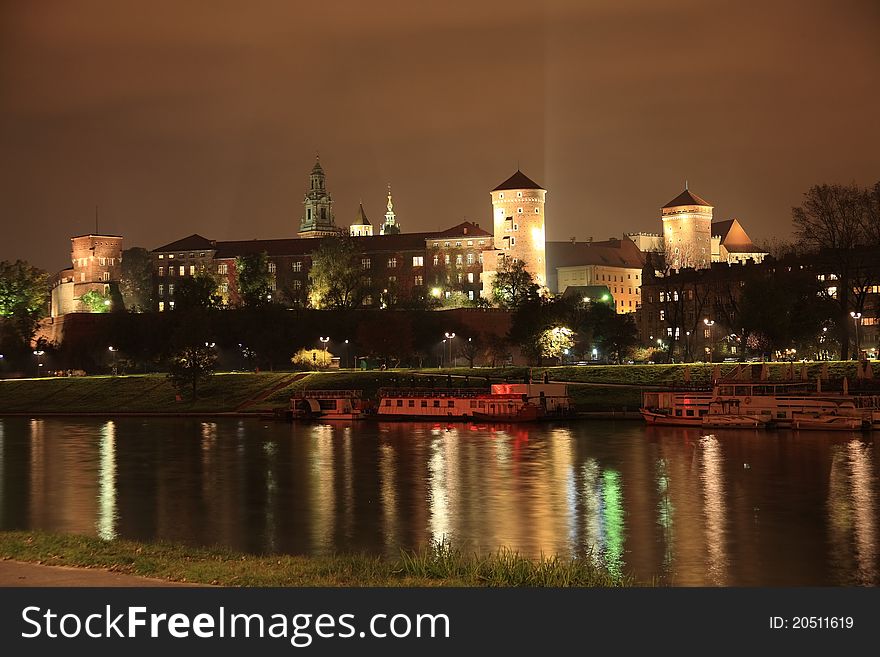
xmin=299 ymin=155 xmax=336 ymax=238
xmin=381 ymin=183 xmax=400 ymax=235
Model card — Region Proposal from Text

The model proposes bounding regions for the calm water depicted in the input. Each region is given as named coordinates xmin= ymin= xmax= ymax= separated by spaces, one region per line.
xmin=0 ymin=417 xmax=876 ymax=586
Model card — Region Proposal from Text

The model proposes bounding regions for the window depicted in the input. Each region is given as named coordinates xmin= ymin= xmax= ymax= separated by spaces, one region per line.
xmin=388 ymin=276 xmax=397 ymax=284
xmin=455 ymin=241 xmax=461 ymax=248
xmin=188 ymin=253 xmax=194 ymax=258
xmin=103 ymin=271 xmax=110 ymax=281
xmin=517 ymin=191 xmax=522 ymax=197
xmin=179 ymin=266 xmax=185 ymax=276
xmin=447 ymin=400 xmax=454 ymax=408
xmin=159 ymin=285 xmax=164 ymax=297
xmin=268 ymin=262 xmax=276 ymax=274
xmin=455 ymin=254 xmax=463 ymax=265
xmin=479 ymin=240 xmax=485 ymax=246
xmin=444 ymin=241 xmax=450 ymax=248
xmin=468 ymin=291 xmax=475 ymax=300
xmin=467 ymin=240 xmax=473 ymax=246
xmin=99 ymin=257 xmax=106 ymax=266
xmin=217 ymin=263 xmax=227 ymax=274
xmin=704 ymin=328 xmax=711 ymax=338
xmin=659 ymin=310 xmax=665 ymax=321
xmin=220 ymin=282 xmax=228 ymax=294
xmin=189 ymin=265 xmax=196 ymax=276
xmin=362 ymin=258 xmax=371 ymax=270
xmin=466 ymin=253 xmax=474 ymax=265
xmin=433 ymin=255 xmax=439 ymax=266
xmin=270 ymin=276 xmax=276 ymax=291
xmin=408 ymin=400 xmax=415 ymax=408
xmin=535 ymin=208 xmax=539 ymax=213
xmin=293 ymin=280 xmax=302 ymax=290
xmin=517 ymin=208 xmax=523 ymax=214
xmin=444 ymin=255 xmax=450 ymax=265
xmin=199 ymin=253 xmax=205 ymax=257
xmin=412 ymin=256 xmax=424 ymax=267
xmin=467 ymin=272 xmax=474 ymax=283
xmin=499 ymin=193 xmax=504 ymax=199
xmin=510 ymin=237 xmax=516 ymax=246
xmin=433 ymin=400 xmax=441 ymax=407
xmin=158 ymin=301 xmax=165 ymax=311
xmin=384 ymin=399 xmax=391 ymax=407
xmin=158 ymin=254 xmax=164 ymax=260
xmin=396 ymin=399 xmax=403 ymax=407
xmin=292 ymin=261 xmax=302 ymax=272
xmin=457 ymin=273 xmax=463 ymax=283
xmin=159 ymin=266 xmax=165 ymax=276
xmin=513 ymin=224 xmax=519 ymax=231
xmin=414 ymin=275 xmax=423 ymax=286
xmin=479 ymin=253 xmax=483 ymax=264
xmin=168 ymin=254 xmax=174 ymax=259
xmin=169 ymin=284 xmax=175 ymax=296
xmin=388 ymin=257 xmax=397 ymax=268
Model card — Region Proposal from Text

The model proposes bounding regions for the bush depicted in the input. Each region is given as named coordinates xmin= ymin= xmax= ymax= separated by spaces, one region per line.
xmin=291 ymin=348 xmax=333 ymax=370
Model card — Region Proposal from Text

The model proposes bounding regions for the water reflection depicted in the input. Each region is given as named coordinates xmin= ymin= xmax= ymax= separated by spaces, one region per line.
xmin=0 ymin=417 xmax=876 ymax=585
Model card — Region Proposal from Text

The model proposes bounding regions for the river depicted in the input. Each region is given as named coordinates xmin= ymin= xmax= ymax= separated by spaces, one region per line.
xmin=0 ymin=417 xmax=876 ymax=585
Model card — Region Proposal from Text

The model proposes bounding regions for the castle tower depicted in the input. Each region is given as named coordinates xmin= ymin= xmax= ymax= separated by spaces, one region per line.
xmin=490 ymin=170 xmax=547 ymax=287
xmin=350 ymin=203 xmax=373 ymax=237
xmin=661 ymin=186 xmax=713 ymax=269
xmin=299 ymin=156 xmax=337 ymax=238
xmin=380 ymin=184 xmax=400 ymax=235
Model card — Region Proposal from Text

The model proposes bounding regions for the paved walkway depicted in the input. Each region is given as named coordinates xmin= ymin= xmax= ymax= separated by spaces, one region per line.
xmin=0 ymin=560 xmax=202 ymax=587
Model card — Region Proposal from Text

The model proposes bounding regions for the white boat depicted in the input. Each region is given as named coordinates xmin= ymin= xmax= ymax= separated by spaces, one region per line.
xmin=290 ymin=390 xmax=366 ymax=420
xmin=792 ymin=414 xmax=865 ymax=431
xmin=641 ymin=381 xmax=874 ymax=429
xmin=377 ymin=383 xmax=573 ymax=422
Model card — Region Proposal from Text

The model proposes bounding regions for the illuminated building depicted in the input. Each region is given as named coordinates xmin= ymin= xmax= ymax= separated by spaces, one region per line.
xmin=380 ymin=185 xmax=401 ymax=236
xmin=298 ymin=157 xmax=339 ymax=238
xmin=661 ymin=187 xmax=714 ymax=270
xmin=349 ymin=203 xmax=373 ymax=237
xmin=50 ymin=234 xmax=124 ymax=317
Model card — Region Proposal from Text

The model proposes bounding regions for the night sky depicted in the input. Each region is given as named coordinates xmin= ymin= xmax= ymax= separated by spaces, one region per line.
xmin=1 ymin=0 xmax=878 ymax=271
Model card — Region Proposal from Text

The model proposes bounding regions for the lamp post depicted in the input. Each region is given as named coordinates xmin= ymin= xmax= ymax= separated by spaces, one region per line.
xmin=444 ymin=332 xmax=456 ymax=368
xmin=343 ymin=339 xmax=349 ymax=369
xmin=319 ymin=336 xmax=329 ymax=367
xmin=108 ymin=346 xmax=117 ymax=375
xmin=33 ymin=349 xmax=45 ymax=376
xmin=703 ymin=318 xmax=715 ymax=363
xmin=850 ymin=311 xmax=862 ymax=359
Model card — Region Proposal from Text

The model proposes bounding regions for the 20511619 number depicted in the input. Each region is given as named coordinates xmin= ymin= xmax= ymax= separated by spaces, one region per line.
xmin=791 ymin=617 xmax=854 ymax=629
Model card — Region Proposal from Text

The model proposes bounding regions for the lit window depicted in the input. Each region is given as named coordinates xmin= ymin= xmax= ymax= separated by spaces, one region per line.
xmin=413 ymin=256 xmax=424 ymax=267
xmin=179 ymin=266 xmax=185 ymax=276
xmin=103 ymin=272 xmax=110 ymax=281
xmin=517 ymin=191 xmax=522 ymax=197
xmin=467 ymin=253 xmax=475 ymax=265
xmin=169 ymin=284 xmax=175 ymax=295
xmin=268 ymin=262 xmax=276 ymax=274
xmin=659 ymin=310 xmax=665 ymax=321
xmin=159 ymin=285 xmax=164 ymax=296
xmin=218 ymin=263 xmax=228 ymax=274
xmin=293 ymin=280 xmax=302 ymax=290
xmin=414 ymin=275 xmax=423 ymax=286
xmin=510 ymin=237 xmax=516 ymax=246
xmin=388 ymin=257 xmax=397 ymax=268
xmin=467 ymin=272 xmax=474 ymax=283
xmin=168 ymin=254 xmax=174 ymax=259
xmin=535 ymin=208 xmax=539 ymax=213
xmin=499 ymin=193 xmax=504 ymax=199
xmin=159 ymin=266 xmax=165 ymax=276
xmin=158 ymin=254 xmax=164 ymax=259
xmin=455 ymin=241 xmax=462 ymax=248
xmin=517 ymin=208 xmax=523 ymax=214
xmin=99 ymin=257 xmax=106 ymax=266
xmin=200 ymin=252 xmax=205 ymax=257
xmin=159 ymin=301 xmax=165 ymax=311
xmin=467 ymin=240 xmax=473 ymax=246
xmin=444 ymin=242 xmax=450 ymax=248
xmin=362 ymin=258 xmax=371 ymax=270
xmin=189 ymin=265 xmax=195 ymax=275
xmin=468 ymin=291 xmax=475 ymax=300
xmin=455 ymin=254 xmax=463 ymax=265
xmin=704 ymin=328 xmax=711 ymax=338
xmin=444 ymin=255 xmax=450 ymax=265
xmin=169 ymin=301 xmax=175 ymax=309
xmin=479 ymin=240 xmax=484 ymax=246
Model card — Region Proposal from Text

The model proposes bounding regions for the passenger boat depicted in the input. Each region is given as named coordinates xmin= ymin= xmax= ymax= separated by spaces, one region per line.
xmin=290 ymin=390 xmax=366 ymax=420
xmin=641 ymin=381 xmax=874 ymax=429
xmin=377 ymin=383 xmax=573 ymax=422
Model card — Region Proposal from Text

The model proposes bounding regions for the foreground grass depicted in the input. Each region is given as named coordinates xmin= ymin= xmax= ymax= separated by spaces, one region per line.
xmin=0 ymin=531 xmax=632 ymax=587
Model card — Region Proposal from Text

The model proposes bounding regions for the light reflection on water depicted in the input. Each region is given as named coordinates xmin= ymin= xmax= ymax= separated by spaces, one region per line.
xmin=0 ymin=416 xmax=877 ymax=585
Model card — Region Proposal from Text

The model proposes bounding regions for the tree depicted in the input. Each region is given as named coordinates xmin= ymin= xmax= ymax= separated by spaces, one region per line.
xmin=80 ymin=289 xmax=113 ymax=313
xmin=458 ymin=334 xmax=483 ymax=368
xmin=483 ymin=334 xmax=511 ymax=367
xmin=792 ymin=182 xmax=880 ymax=359
xmin=595 ymin=310 xmax=639 ymax=364
xmin=167 ymin=346 xmax=217 ymax=400
xmin=173 ymin=272 xmax=221 ymax=311
xmin=537 ymin=326 xmax=575 ymax=361
xmin=308 ymin=236 xmax=370 ymax=308
xmin=0 ymin=260 xmax=48 ymax=354
xmin=235 ymin=252 xmax=273 ymax=307
xmin=491 ymin=258 xmax=540 ymax=309
xmin=291 ymin=348 xmax=333 ymax=370
xmin=119 ymin=247 xmax=154 ymax=312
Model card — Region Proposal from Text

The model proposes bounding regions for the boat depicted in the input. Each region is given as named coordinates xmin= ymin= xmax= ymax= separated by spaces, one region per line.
xmin=289 ymin=390 xmax=366 ymax=420
xmin=377 ymin=382 xmax=573 ymax=422
xmin=641 ymin=381 xmax=875 ymax=429
xmin=792 ymin=414 xmax=866 ymax=431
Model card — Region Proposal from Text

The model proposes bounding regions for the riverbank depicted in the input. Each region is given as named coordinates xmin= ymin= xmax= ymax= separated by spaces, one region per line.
xmin=0 ymin=362 xmax=864 ymax=415
xmin=0 ymin=531 xmax=631 ymax=587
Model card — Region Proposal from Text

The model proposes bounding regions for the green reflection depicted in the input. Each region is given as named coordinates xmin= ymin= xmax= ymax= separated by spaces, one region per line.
xmin=602 ymin=469 xmax=624 ymax=578
xmin=96 ymin=421 xmax=117 ymax=540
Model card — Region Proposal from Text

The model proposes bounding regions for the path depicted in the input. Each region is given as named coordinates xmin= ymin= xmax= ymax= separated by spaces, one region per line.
xmin=0 ymin=560 xmax=202 ymax=587
xmin=234 ymin=373 xmax=306 ymax=412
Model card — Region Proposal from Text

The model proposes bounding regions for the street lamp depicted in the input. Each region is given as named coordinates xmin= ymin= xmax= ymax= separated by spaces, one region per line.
xmin=444 ymin=332 xmax=456 ymax=367
xmin=850 ymin=311 xmax=862 ymax=359
xmin=319 ymin=336 xmax=329 ymax=366
xmin=108 ymin=346 xmax=117 ymax=375
xmin=33 ymin=349 xmax=45 ymax=375
xmin=703 ymin=318 xmax=715 ymax=363
xmin=343 ymin=339 xmax=349 ymax=369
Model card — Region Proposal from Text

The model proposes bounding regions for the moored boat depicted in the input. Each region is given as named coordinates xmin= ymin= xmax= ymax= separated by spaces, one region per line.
xmin=290 ymin=390 xmax=366 ymax=420
xmin=792 ymin=414 xmax=866 ymax=431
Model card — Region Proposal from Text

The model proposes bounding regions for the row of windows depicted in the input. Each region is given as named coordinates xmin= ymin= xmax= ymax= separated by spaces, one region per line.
xmin=159 ymin=265 xmax=204 ymax=277
xmin=611 ymin=287 xmax=639 ymax=295
xmin=157 ymin=252 xmax=207 ymax=260
xmin=75 ymin=257 xmax=116 ymax=267
xmin=600 ymin=272 xmax=639 ymax=282
xmin=432 ymin=239 xmax=486 ymax=249
xmin=498 ymin=208 xmax=540 ymax=215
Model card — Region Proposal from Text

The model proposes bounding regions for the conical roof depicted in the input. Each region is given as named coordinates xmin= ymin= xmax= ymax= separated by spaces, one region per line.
xmin=311 ymin=157 xmax=324 ymax=174
xmin=663 ymin=188 xmax=712 ymax=208
xmin=493 ymin=169 xmax=544 ymax=191
xmin=352 ymin=203 xmax=371 ymax=226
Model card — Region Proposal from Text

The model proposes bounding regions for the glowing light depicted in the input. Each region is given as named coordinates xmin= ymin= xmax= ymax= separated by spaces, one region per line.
xmin=97 ymin=420 xmax=117 ymax=540
xmin=431 ymin=287 xmax=442 ymax=298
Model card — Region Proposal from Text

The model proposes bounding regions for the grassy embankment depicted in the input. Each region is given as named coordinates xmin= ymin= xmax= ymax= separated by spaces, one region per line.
xmin=0 ymin=531 xmax=630 ymax=587
xmin=0 ymin=362 xmax=861 ymax=415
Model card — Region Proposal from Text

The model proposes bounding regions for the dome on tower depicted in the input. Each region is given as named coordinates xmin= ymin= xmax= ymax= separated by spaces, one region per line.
xmin=493 ymin=169 xmax=544 ymax=191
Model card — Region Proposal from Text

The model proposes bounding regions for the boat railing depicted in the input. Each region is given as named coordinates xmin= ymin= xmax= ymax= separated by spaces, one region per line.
xmin=292 ymin=389 xmax=362 ymax=399
xmin=379 ymin=387 xmax=510 ymax=399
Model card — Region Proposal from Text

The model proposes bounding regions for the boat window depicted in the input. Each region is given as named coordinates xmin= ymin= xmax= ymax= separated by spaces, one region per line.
xmin=421 ymin=400 xmax=428 ymax=407
xmin=408 ymin=400 xmax=415 ymax=407
xmin=447 ymin=400 xmax=454 ymax=407
xmin=384 ymin=399 xmax=391 ymax=406
xmin=777 ymin=412 xmax=786 ymax=419
xmin=433 ymin=400 xmax=440 ymax=407
xmin=686 ymin=410 xmax=694 ymax=417
xmin=470 ymin=401 xmax=477 ymax=408
xmin=396 ymin=399 xmax=403 ymax=407
xmin=699 ymin=410 xmax=707 ymax=416
xmin=735 ymin=386 xmax=750 ymax=396
xmin=675 ymin=409 xmax=682 ymax=416
xmin=479 ymin=401 xmax=485 ymax=408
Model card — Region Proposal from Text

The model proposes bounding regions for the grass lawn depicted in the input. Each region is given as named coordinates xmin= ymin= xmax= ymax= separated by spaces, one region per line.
xmin=0 ymin=531 xmax=631 ymax=587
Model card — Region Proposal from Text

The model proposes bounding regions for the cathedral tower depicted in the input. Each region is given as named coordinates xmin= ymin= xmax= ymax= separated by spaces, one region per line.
xmin=350 ymin=203 xmax=373 ymax=237
xmin=299 ymin=156 xmax=337 ymax=238
xmin=489 ymin=170 xmax=546 ymax=287
xmin=380 ymin=184 xmax=400 ymax=235
xmin=661 ymin=186 xmax=713 ymax=269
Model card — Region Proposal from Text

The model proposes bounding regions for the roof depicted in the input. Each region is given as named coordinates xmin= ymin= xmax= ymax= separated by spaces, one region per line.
xmin=432 ymin=221 xmax=492 ymax=238
xmin=662 ymin=189 xmax=712 ymax=208
xmin=352 ymin=203 xmax=371 ymax=226
xmin=311 ymin=158 xmax=324 ymax=174
xmin=153 ymin=234 xmax=216 ymax=252
xmin=492 ymin=170 xmax=544 ymax=192
xmin=547 ymin=237 xmax=646 ymax=271
xmin=712 ymin=219 xmax=765 ymax=254
xmin=213 ymin=232 xmax=436 ymax=259
xmin=71 ymin=233 xmax=123 ymax=240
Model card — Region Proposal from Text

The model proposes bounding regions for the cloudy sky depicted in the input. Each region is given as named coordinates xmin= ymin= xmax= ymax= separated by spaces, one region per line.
xmin=1 ymin=0 xmax=878 ymax=270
